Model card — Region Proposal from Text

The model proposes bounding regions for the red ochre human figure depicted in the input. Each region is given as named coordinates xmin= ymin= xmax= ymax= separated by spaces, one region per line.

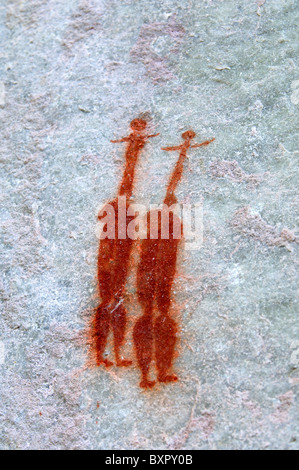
xmin=133 ymin=130 xmax=215 ymax=388
xmin=93 ymin=118 xmax=159 ymax=368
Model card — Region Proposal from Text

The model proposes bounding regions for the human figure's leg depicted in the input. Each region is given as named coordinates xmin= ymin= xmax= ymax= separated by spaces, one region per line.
xmin=110 ymin=232 xmax=134 ymax=366
xmin=154 ymin=214 xmax=181 ymax=382
xmin=134 ymin=221 xmax=159 ymax=388
xmin=93 ymin=303 xmax=113 ymax=367
xmin=94 ymin=234 xmax=116 ymax=366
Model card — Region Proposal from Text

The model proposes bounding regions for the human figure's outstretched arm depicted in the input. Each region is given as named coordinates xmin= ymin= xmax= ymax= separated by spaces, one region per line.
xmin=147 ymin=133 xmax=160 ymax=139
xmin=110 ymin=136 xmax=131 ymax=143
xmin=111 ymin=133 xmax=159 ymax=144
xmin=161 ymin=145 xmax=182 ymax=152
xmin=191 ymin=138 xmax=215 ymax=148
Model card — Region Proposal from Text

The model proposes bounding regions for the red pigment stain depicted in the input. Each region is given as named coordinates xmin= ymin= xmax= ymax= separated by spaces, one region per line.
xmin=92 ymin=120 xmax=214 ymax=390
xmin=133 ymin=131 xmax=215 ymax=388
xmin=92 ymin=118 xmax=159 ymax=368
xmin=130 ymin=20 xmax=185 ymax=83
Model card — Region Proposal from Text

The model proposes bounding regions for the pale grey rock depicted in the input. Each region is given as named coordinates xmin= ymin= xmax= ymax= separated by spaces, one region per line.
xmin=0 ymin=82 xmax=5 ymax=107
xmin=0 ymin=0 xmax=298 ymax=450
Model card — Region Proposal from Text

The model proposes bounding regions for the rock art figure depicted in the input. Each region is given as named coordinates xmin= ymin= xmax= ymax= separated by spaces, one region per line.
xmin=93 ymin=118 xmax=158 ymax=367
xmin=133 ymin=131 xmax=215 ymax=388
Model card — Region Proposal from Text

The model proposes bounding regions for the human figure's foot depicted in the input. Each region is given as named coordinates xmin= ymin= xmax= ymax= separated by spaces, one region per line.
xmin=97 ymin=358 xmax=114 ymax=368
xmin=158 ymin=374 xmax=178 ymax=383
xmin=140 ymin=379 xmax=156 ymax=389
xmin=116 ymin=359 xmax=132 ymax=367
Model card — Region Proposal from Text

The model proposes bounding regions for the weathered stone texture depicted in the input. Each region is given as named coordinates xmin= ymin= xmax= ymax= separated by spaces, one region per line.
xmin=0 ymin=0 xmax=298 ymax=450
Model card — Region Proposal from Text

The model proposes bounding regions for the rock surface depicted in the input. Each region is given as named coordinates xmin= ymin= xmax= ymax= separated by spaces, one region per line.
xmin=0 ymin=0 xmax=298 ymax=450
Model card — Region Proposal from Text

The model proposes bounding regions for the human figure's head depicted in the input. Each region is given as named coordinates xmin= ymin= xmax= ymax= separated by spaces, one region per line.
xmin=182 ymin=130 xmax=196 ymax=141
xmin=130 ymin=118 xmax=147 ymax=132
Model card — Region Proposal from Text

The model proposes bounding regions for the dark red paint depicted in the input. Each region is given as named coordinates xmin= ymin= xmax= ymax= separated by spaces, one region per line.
xmin=92 ymin=120 xmax=214 ymax=390
xmin=92 ymin=118 xmax=158 ymax=368
xmin=133 ymin=131 xmax=215 ymax=388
